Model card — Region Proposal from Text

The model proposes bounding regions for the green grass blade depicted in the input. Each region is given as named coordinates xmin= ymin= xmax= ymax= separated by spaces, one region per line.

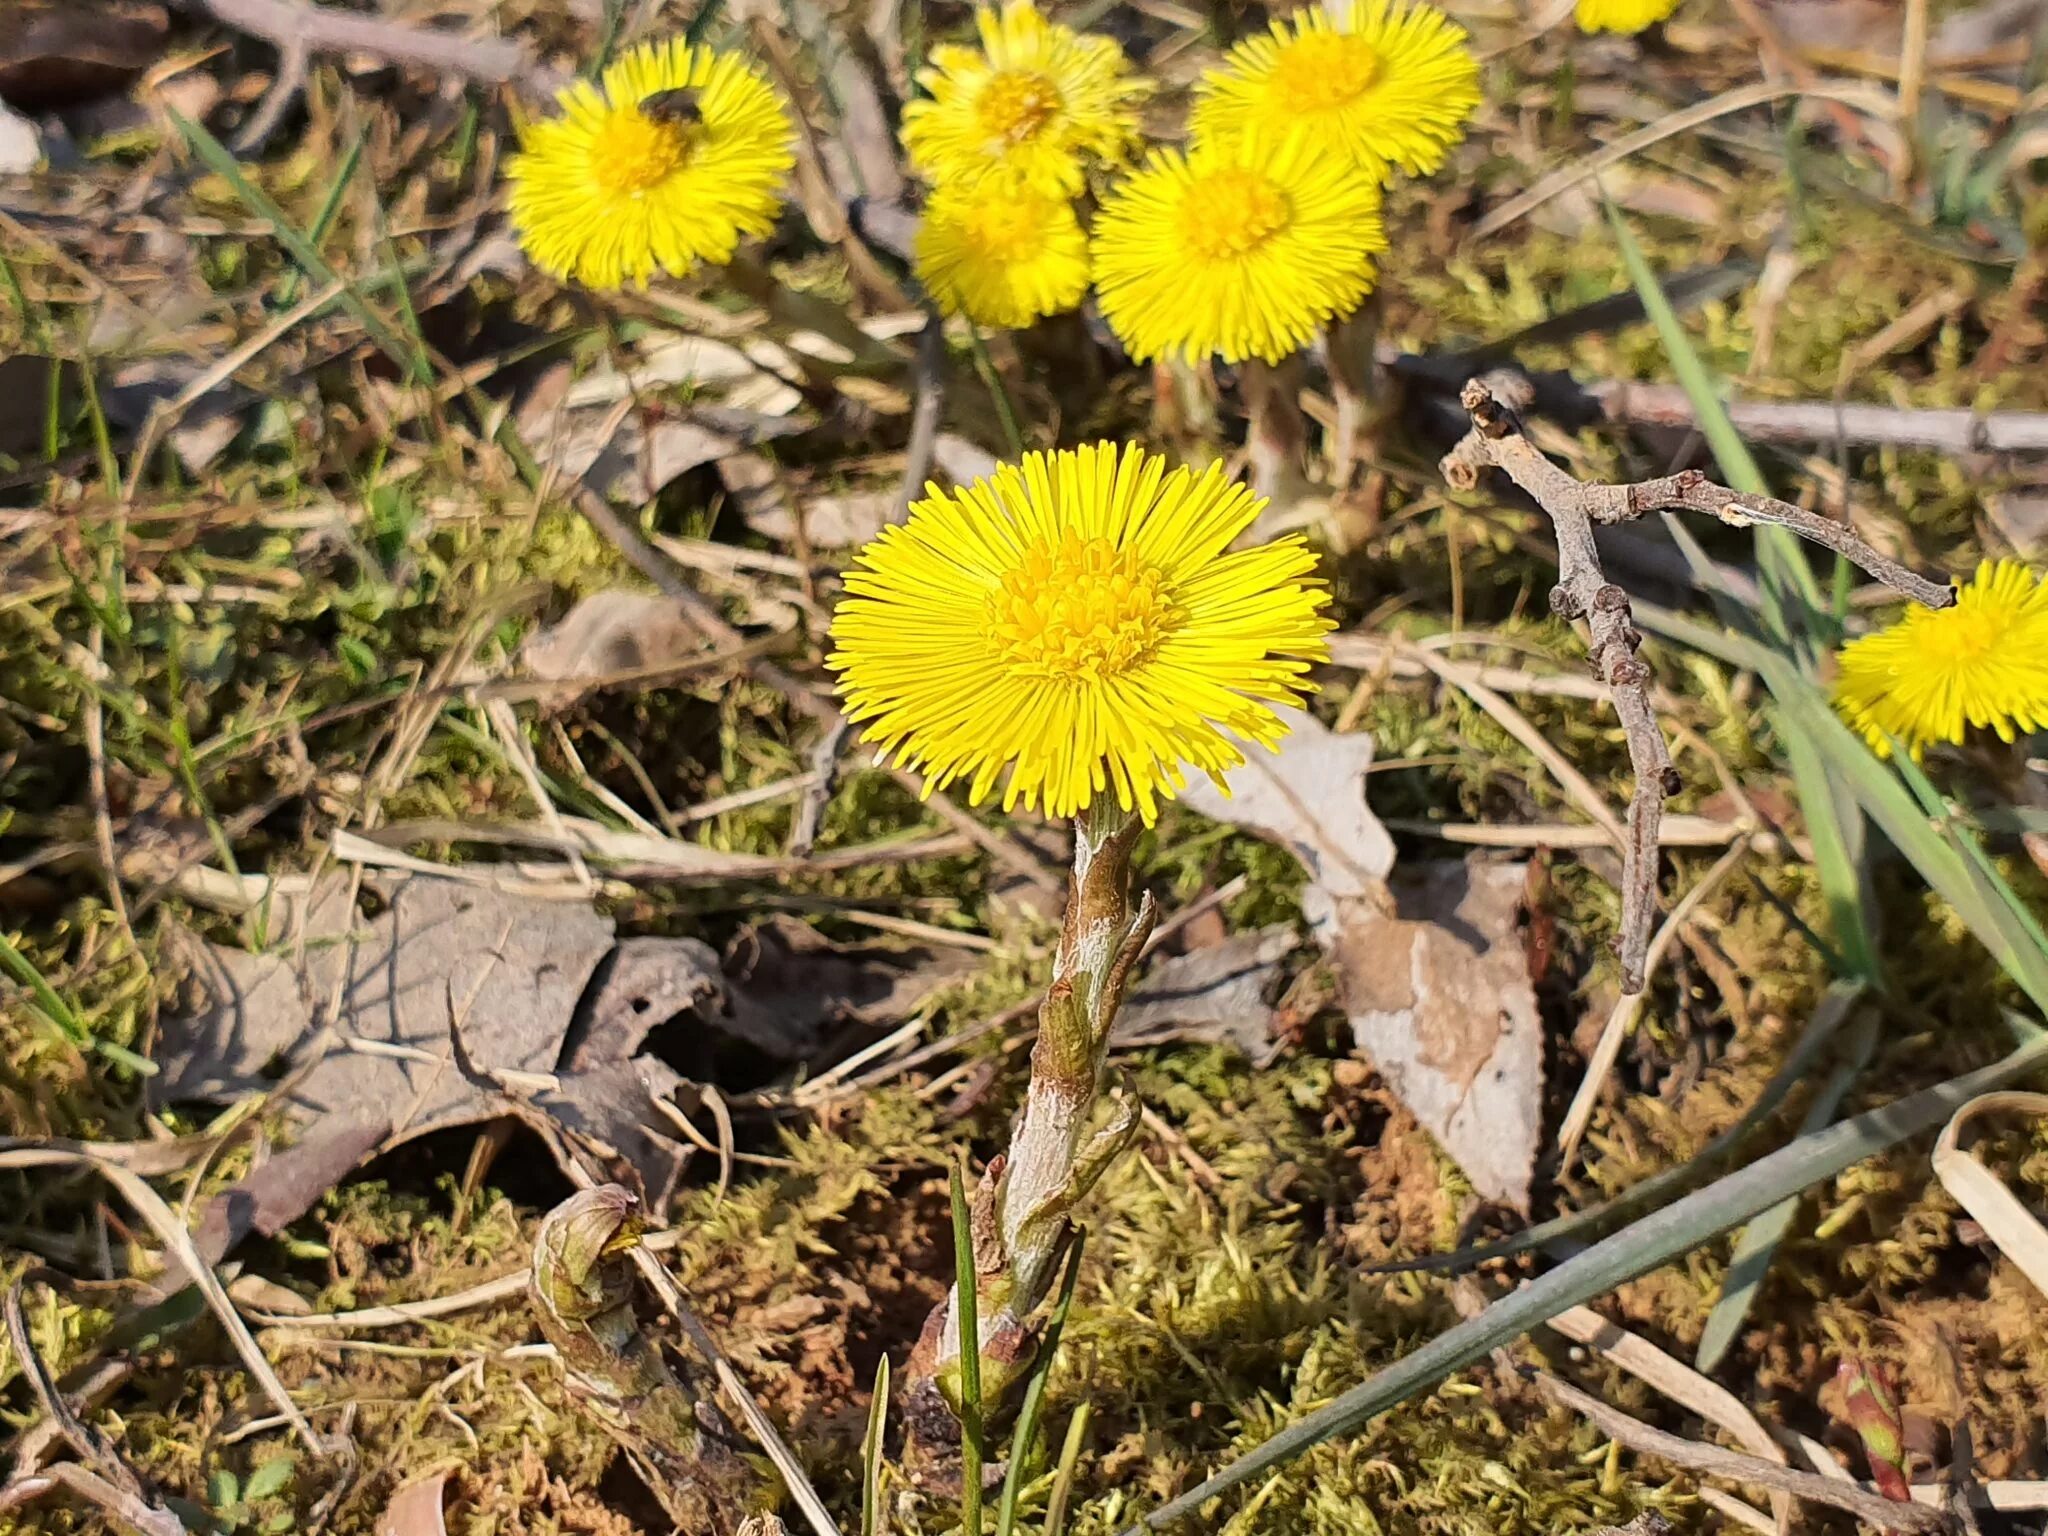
xmin=166 ymin=109 xmax=427 ymax=383
xmin=1603 ymin=198 xmax=1824 ymax=624
xmin=951 ymin=1159 xmax=985 ymax=1536
xmin=1694 ymin=1001 xmax=1878 ymax=1371
xmin=995 ymin=1230 xmax=1086 ymax=1536
xmin=1375 ymin=976 xmax=1859 ymax=1277
xmin=1118 ymin=1031 xmax=2048 ymax=1534
xmin=861 ymin=1355 xmax=890 ymax=1536
xmin=274 ymin=128 xmax=364 ymax=308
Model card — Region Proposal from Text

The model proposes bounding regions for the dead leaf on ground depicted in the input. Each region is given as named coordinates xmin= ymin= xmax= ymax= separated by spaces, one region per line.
xmin=156 ymin=880 xmax=734 ymax=1232
xmin=0 ymin=1 xmax=168 ymax=112
xmin=1183 ymin=712 xmax=1542 ymax=1210
xmin=719 ymin=914 xmax=973 ymax=1059
xmin=1114 ymin=925 xmax=1299 ymax=1057
xmin=1177 ymin=705 xmax=1394 ymax=938
xmin=521 ymin=591 xmax=702 ymax=682
xmin=375 ymin=1472 xmax=452 ymax=1536
xmin=1332 ymin=859 xmax=1544 ymax=1212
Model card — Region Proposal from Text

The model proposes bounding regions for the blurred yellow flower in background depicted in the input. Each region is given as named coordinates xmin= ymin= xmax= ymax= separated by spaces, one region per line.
xmin=1191 ymin=0 xmax=1480 ymax=181
xmin=1091 ymin=132 xmax=1386 ymax=364
xmin=901 ymin=0 xmax=1149 ymax=195
xmin=508 ymin=40 xmax=793 ymax=288
xmin=1574 ymin=0 xmax=1681 ymax=34
xmin=1833 ymin=559 xmax=2048 ymax=758
xmin=913 ymin=181 xmax=1090 ymax=329
xmin=828 ymin=443 xmax=1332 ymax=822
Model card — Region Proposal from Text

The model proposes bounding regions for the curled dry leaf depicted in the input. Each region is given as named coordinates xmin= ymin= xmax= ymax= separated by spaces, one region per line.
xmin=374 ymin=1471 xmax=452 ymax=1536
xmin=1932 ymin=1091 xmax=2048 ymax=1298
xmin=522 ymin=591 xmax=702 ymax=683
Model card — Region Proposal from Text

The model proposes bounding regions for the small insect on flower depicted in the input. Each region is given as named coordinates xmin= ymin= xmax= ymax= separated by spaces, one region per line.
xmin=1573 ymin=0 xmax=1681 ymax=34
xmin=507 ymin=39 xmax=795 ymax=290
xmin=1191 ymin=0 xmax=1481 ymax=183
xmin=828 ymin=443 xmax=1334 ymax=823
xmin=638 ymin=87 xmax=704 ymax=126
xmin=901 ymin=0 xmax=1150 ymax=196
xmin=913 ymin=180 xmax=1090 ymax=330
xmin=1091 ymin=131 xmax=1387 ymax=364
xmin=1833 ymin=558 xmax=2048 ymax=758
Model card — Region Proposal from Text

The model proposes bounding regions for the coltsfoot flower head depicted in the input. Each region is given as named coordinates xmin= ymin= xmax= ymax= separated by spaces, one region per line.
xmin=901 ymin=0 xmax=1150 ymax=196
xmin=828 ymin=443 xmax=1333 ymax=822
xmin=508 ymin=40 xmax=794 ymax=289
xmin=1574 ymin=0 xmax=1681 ymax=33
xmin=1191 ymin=0 xmax=1480 ymax=182
xmin=1091 ymin=132 xmax=1387 ymax=364
xmin=914 ymin=180 xmax=1090 ymax=329
xmin=1833 ymin=559 xmax=2048 ymax=758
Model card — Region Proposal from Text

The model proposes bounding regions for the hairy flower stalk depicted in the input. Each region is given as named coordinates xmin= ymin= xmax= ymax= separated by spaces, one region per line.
xmin=909 ymin=799 xmax=1154 ymax=1427
xmin=827 ymin=442 xmax=1335 ymax=1442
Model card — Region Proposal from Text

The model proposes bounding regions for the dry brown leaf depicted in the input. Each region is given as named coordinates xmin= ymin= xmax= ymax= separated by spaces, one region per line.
xmin=1177 ymin=705 xmax=1394 ymax=936
xmin=1114 ymin=925 xmax=1300 ymax=1056
xmin=522 ymin=592 xmax=701 ymax=682
xmin=155 ymin=877 xmax=732 ymax=1216
xmin=1176 ymin=712 xmax=1541 ymax=1206
xmin=1334 ymin=859 xmax=1543 ymax=1211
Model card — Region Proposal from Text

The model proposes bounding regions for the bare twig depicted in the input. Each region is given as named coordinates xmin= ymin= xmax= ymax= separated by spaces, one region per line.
xmin=1441 ymin=381 xmax=1952 ymax=991
xmin=3 ymin=1288 xmax=186 ymax=1536
xmin=163 ymin=0 xmax=537 ymax=88
xmin=0 ymin=1465 xmax=185 ymax=1536
xmin=1597 ymin=381 xmax=2048 ymax=456
xmin=1532 ymin=1373 xmax=1954 ymax=1533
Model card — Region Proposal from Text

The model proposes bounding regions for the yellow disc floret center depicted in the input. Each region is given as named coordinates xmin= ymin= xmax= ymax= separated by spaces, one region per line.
xmin=1921 ymin=602 xmax=2008 ymax=664
xmin=976 ymin=69 xmax=1064 ymax=146
xmin=1180 ymin=168 xmax=1292 ymax=260
xmin=990 ymin=533 xmax=1176 ymax=681
xmin=591 ymin=110 xmax=694 ymax=197
xmin=1270 ymin=30 xmax=1384 ymax=111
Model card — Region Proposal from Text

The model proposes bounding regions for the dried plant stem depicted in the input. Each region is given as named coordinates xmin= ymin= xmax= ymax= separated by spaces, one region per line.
xmin=907 ymin=802 xmax=1156 ymax=1445
xmin=1242 ymin=355 xmax=1310 ymax=507
xmin=1325 ymin=296 xmax=1384 ymax=490
xmin=1441 ymin=381 xmax=1953 ymax=991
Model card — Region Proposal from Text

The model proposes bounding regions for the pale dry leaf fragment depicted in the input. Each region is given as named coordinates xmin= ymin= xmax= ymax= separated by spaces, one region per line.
xmin=1334 ymin=860 xmax=1544 ymax=1212
xmin=375 ymin=1471 xmax=452 ymax=1536
xmin=522 ymin=591 xmax=701 ymax=682
xmin=1933 ymin=1091 xmax=2048 ymax=1297
xmin=1177 ymin=705 xmax=1394 ymax=937
xmin=1113 ymin=925 xmax=1300 ymax=1056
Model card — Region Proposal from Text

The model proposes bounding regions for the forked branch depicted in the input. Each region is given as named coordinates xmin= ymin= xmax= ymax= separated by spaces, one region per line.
xmin=1440 ymin=380 xmax=1956 ymax=992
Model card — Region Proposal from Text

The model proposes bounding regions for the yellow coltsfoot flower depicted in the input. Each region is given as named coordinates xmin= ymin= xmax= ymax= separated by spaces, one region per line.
xmin=508 ymin=40 xmax=794 ymax=289
xmin=1574 ymin=0 xmax=1681 ymax=34
xmin=1091 ymin=131 xmax=1387 ymax=364
xmin=1191 ymin=0 xmax=1480 ymax=182
xmin=901 ymin=0 xmax=1149 ymax=196
xmin=1833 ymin=559 xmax=2048 ymax=758
xmin=828 ymin=443 xmax=1333 ymax=822
xmin=914 ymin=180 xmax=1090 ymax=330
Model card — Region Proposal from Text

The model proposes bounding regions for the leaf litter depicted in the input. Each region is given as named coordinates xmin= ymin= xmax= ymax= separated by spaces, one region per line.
xmin=155 ymin=876 xmax=972 ymax=1249
xmin=1182 ymin=707 xmax=1544 ymax=1208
